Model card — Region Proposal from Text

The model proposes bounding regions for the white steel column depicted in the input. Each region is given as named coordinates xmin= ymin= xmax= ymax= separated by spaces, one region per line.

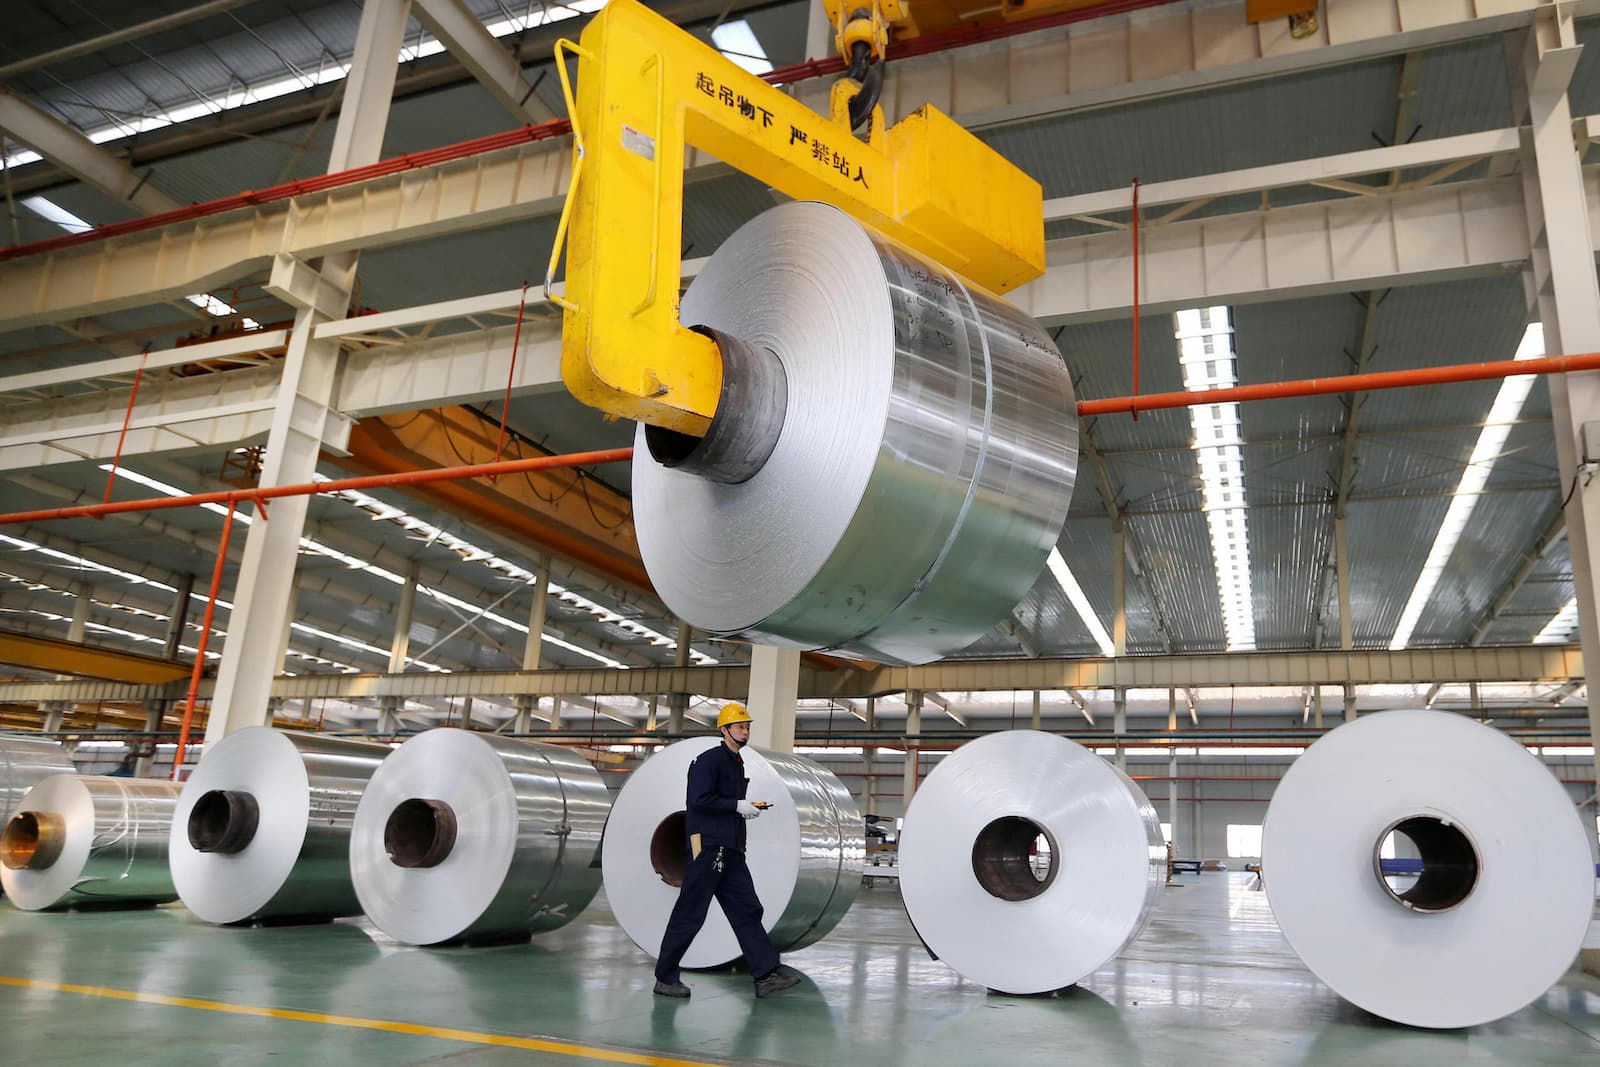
xmin=804 ymin=0 xmax=831 ymax=61
xmin=389 ymin=561 xmax=420 ymax=673
xmin=1343 ymin=683 xmax=1358 ymax=723
xmin=1168 ymin=752 xmax=1179 ymax=854
xmin=549 ymin=696 xmax=563 ymax=732
xmin=275 ymin=581 xmax=298 ymax=677
xmin=747 ymin=645 xmax=799 ymax=753
xmin=1112 ymin=529 xmax=1128 ymax=656
xmin=1335 ymin=517 xmax=1354 ymax=650
xmin=862 ymin=697 xmax=877 ymax=815
xmin=205 ymin=0 xmax=411 ymax=744
xmin=668 ymin=620 xmax=692 ymax=735
xmin=521 ymin=555 xmax=550 ymax=670
xmin=134 ymin=703 xmax=164 ymax=778
xmin=1113 ymin=687 xmax=1128 ymax=770
xmin=902 ymin=690 xmax=922 ymax=812
xmin=43 ymin=584 xmax=93 ymax=730
xmin=163 ymin=574 xmax=193 ymax=659
xmin=1509 ymin=21 xmax=1600 ymax=851
xmin=1030 ymin=690 xmax=1042 ymax=730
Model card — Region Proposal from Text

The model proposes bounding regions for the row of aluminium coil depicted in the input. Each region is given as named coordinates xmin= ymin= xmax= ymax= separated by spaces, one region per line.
xmin=4 ymin=712 xmax=1595 ymax=1029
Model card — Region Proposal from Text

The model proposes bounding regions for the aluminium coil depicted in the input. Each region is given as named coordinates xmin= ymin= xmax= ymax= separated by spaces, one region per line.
xmin=349 ymin=729 xmax=612 ymax=946
xmin=169 ymin=728 xmax=390 ymax=924
xmin=632 ymin=200 xmax=1078 ymax=666
xmin=1 ymin=773 xmax=181 ymax=910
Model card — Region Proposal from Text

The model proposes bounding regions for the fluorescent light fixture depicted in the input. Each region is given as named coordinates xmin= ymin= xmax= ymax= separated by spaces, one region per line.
xmin=1046 ymin=547 xmax=1115 ymax=656
xmin=711 ymin=20 xmax=773 ymax=74
xmin=1175 ymin=306 xmax=1255 ymax=651
xmin=1533 ymin=596 xmax=1579 ymax=645
xmin=1390 ymin=323 xmax=1545 ymax=650
xmin=2 ymin=4 xmax=608 ymax=171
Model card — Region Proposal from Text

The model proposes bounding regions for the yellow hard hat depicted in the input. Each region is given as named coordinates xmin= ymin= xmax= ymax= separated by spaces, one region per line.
xmin=717 ymin=703 xmax=753 ymax=729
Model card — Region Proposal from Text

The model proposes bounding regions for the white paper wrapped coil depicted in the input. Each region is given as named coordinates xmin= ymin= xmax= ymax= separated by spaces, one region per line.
xmin=898 ymin=731 xmax=1165 ymax=994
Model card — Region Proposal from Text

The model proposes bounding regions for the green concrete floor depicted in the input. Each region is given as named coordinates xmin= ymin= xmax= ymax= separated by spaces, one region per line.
xmin=1 ymin=874 xmax=1596 ymax=1066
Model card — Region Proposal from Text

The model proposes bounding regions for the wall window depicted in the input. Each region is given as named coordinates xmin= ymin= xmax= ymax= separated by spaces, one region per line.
xmin=1226 ymin=823 xmax=1262 ymax=858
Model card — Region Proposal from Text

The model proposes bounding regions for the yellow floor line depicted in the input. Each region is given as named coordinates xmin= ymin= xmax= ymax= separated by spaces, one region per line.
xmin=0 ymin=975 xmax=723 ymax=1067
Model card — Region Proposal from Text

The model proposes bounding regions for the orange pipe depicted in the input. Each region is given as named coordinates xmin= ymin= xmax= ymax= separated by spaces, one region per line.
xmin=1078 ymin=352 xmax=1600 ymax=417
xmin=0 ymin=447 xmax=634 ymax=526
xmin=101 ymin=349 xmax=150 ymax=506
xmin=172 ymin=500 xmax=235 ymax=780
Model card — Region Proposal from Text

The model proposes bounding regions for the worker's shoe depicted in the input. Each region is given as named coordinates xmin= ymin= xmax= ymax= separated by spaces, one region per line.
xmin=654 ymin=980 xmax=691 ymax=998
xmin=753 ymin=966 xmax=801 ymax=998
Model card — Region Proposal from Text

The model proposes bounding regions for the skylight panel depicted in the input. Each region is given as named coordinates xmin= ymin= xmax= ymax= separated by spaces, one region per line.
xmin=711 ymin=20 xmax=773 ymax=74
xmin=1533 ymin=596 xmax=1579 ymax=644
xmin=2 ymin=4 xmax=605 ymax=171
xmin=1047 ymin=547 xmax=1115 ymax=656
xmin=1390 ymin=324 xmax=1544 ymax=649
xmin=1175 ymin=306 xmax=1255 ymax=651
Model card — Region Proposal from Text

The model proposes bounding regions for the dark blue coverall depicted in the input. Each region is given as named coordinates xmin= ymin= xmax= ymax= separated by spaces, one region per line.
xmin=654 ymin=742 xmax=780 ymax=983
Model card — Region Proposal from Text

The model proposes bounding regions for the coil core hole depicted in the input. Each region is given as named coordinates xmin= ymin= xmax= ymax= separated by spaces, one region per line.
xmin=1373 ymin=815 xmax=1479 ymax=913
xmin=385 ymin=798 xmax=458 ymax=869
xmin=188 ymin=789 xmax=261 ymax=854
xmin=971 ymin=816 xmax=1058 ymax=901
xmin=650 ymin=811 xmax=689 ymax=887
xmin=1 ymin=810 xmax=66 ymax=870
xmin=643 ymin=326 xmax=787 ymax=485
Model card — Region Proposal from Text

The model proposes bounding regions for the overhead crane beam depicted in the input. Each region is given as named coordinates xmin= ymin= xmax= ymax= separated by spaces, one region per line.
xmin=336 ymin=412 xmax=650 ymax=596
xmin=0 ymin=628 xmax=189 ymax=685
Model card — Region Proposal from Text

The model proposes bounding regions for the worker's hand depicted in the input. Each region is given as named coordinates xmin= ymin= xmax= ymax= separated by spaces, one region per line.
xmin=737 ymin=800 xmax=762 ymax=820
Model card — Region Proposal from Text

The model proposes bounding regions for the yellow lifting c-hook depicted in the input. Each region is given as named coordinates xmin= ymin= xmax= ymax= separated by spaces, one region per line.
xmin=549 ymin=0 xmax=1045 ymax=437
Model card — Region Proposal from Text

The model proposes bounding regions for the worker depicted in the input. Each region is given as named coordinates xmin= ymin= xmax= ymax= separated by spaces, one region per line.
xmin=653 ymin=703 xmax=802 ymax=999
